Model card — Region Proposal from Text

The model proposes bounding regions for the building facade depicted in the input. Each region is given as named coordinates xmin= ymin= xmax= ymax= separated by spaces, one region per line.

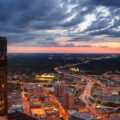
xmin=54 ymin=84 xmax=59 ymax=97
xmin=64 ymin=92 xmax=74 ymax=109
xmin=68 ymin=110 xmax=97 ymax=120
xmin=54 ymin=82 xmax=66 ymax=97
xmin=68 ymin=93 xmax=74 ymax=109
xmin=64 ymin=92 xmax=68 ymax=108
xmin=59 ymin=82 xmax=66 ymax=97
xmin=0 ymin=37 xmax=7 ymax=118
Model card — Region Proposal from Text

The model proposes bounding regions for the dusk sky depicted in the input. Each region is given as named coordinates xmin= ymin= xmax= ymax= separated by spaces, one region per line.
xmin=0 ymin=0 xmax=120 ymax=53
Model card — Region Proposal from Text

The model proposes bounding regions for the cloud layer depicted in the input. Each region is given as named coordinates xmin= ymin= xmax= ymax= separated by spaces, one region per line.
xmin=0 ymin=0 xmax=120 ymax=50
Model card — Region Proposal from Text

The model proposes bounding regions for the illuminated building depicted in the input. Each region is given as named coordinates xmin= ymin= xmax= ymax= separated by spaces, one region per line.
xmin=59 ymin=82 xmax=66 ymax=97
xmin=79 ymin=108 xmax=89 ymax=112
xmin=68 ymin=93 xmax=74 ymax=109
xmin=22 ymin=91 xmax=31 ymax=115
xmin=70 ymin=67 xmax=79 ymax=72
xmin=64 ymin=92 xmax=68 ymax=109
xmin=54 ymin=82 xmax=66 ymax=97
xmin=31 ymin=108 xmax=47 ymax=119
xmin=0 ymin=37 xmax=7 ymax=120
xmin=103 ymin=73 xmax=120 ymax=81
xmin=54 ymin=84 xmax=59 ymax=97
xmin=113 ymin=74 xmax=120 ymax=81
xmin=64 ymin=92 xmax=74 ymax=109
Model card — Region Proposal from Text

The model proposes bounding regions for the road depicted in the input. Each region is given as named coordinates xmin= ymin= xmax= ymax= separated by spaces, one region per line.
xmin=54 ymin=64 xmax=109 ymax=120
xmin=21 ymin=82 xmax=68 ymax=120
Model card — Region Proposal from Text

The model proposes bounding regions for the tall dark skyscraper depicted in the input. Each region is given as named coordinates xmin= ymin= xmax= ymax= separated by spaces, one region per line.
xmin=0 ymin=37 xmax=7 ymax=119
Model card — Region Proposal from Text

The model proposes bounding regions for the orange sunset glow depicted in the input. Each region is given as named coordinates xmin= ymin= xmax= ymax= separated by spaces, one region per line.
xmin=8 ymin=46 xmax=120 ymax=53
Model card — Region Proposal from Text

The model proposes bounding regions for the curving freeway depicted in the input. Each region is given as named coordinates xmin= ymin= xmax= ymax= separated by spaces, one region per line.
xmin=54 ymin=64 xmax=109 ymax=120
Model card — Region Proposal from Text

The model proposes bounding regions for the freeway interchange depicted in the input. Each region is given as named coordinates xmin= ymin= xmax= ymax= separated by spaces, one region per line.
xmin=54 ymin=63 xmax=110 ymax=120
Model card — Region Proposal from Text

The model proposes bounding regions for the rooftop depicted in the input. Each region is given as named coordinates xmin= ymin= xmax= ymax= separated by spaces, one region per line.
xmin=68 ymin=110 xmax=97 ymax=120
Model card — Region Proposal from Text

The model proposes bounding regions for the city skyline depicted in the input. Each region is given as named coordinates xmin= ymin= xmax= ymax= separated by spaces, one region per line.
xmin=0 ymin=0 xmax=120 ymax=53
xmin=0 ymin=0 xmax=120 ymax=117
xmin=1 ymin=38 xmax=120 ymax=119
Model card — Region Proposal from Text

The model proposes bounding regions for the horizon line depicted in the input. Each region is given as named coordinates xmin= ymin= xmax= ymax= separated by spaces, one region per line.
xmin=7 ymin=52 xmax=120 ymax=54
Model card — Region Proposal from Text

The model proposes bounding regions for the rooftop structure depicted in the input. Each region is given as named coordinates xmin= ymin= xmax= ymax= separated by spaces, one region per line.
xmin=8 ymin=110 xmax=38 ymax=120
xmin=68 ymin=110 xmax=97 ymax=120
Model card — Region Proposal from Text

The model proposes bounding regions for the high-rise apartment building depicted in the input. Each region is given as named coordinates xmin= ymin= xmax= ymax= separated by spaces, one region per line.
xmin=54 ymin=82 xmax=66 ymax=97
xmin=64 ymin=92 xmax=68 ymax=108
xmin=54 ymin=84 xmax=59 ymax=97
xmin=64 ymin=92 xmax=74 ymax=109
xmin=0 ymin=37 xmax=7 ymax=119
xmin=59 ymin=82 xmax=66 ymax=97
xmin=68 ymin=92 xmax=74 ymax=109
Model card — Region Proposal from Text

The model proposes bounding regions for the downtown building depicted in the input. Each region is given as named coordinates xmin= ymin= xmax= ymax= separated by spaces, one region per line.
xmin=54 ymin=82 xmax=66 ymax=97
xmin=68 ymin=110 xmax=97 ymax=120
xmin=64 ymin=92 xmax=74 ymax=109
xmin=0 ymin=37 xmax=7 ymax=120
xmin=0 ymin=37 xmax=41 ymax=120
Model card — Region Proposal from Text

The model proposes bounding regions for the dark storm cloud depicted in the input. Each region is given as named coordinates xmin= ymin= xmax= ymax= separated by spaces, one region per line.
xmin=92 ymin=0 xmax=120 ymax=7
xmin=83 ymin=5 xmax=120 ymax=38
xmin=62 ymin=0 xmax=95 ymax=28
xmin=90 ymin=29 xmax=120 ymax=38
xmin=70 ymin=36 xmax=92 ymax=42
xmin=0 ymin=0 xmax=120 ymax=47
xmin=0 ymin=0 xmax=69 ymax=32
xmin=62 ymin=44 xmax=92 ymax=47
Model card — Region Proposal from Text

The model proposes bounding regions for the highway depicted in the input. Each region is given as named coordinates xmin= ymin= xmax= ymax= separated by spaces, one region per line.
xmin=54 ymin=64 xmax=109 ymax=120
